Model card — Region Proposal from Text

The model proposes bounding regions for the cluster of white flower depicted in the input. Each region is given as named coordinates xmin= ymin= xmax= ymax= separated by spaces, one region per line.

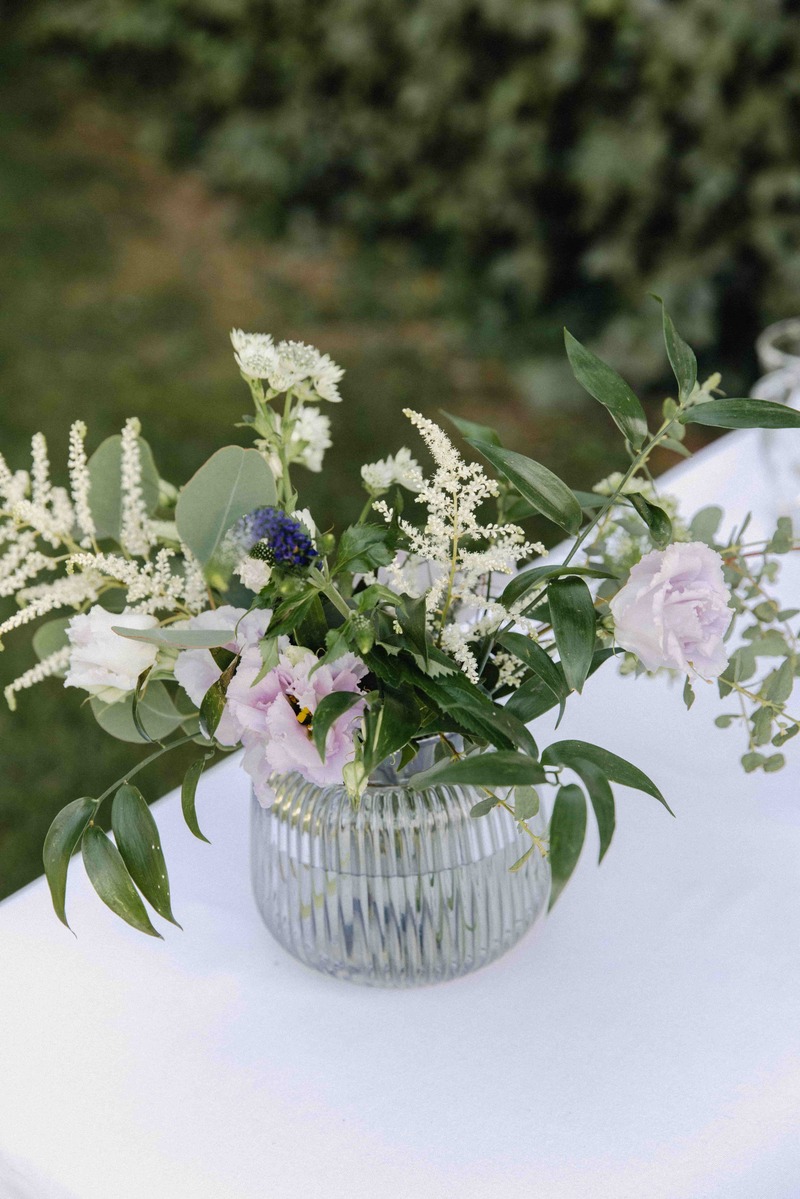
xmin=0 ymin=420 xmax=208 ymax=705
xmin=361 ymin=447 xmax=424 ymax=496
xmin=231 ymin=329 xmax=343 ymax=403
xmin=260 ymin=405 xmax=332 ymax=479
xmin=374 ymin=410 xmax=543 ymax=682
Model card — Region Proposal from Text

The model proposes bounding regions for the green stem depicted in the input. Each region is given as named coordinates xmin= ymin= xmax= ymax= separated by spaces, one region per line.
xmin=92 ymin=732 xmax=207 ymax=813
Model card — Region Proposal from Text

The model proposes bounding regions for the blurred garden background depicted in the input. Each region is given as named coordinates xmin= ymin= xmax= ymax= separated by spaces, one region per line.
xmin=1 ymin=0 xmax=798 ymax=898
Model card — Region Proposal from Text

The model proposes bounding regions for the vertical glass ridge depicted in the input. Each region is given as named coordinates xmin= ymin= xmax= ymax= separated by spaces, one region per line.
xmin=250 ymin=769 xmax=551 ymax=988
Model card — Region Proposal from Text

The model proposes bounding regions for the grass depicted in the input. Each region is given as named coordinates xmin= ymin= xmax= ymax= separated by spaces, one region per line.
xmin=0 ymin=64 xmax=711 ymax=901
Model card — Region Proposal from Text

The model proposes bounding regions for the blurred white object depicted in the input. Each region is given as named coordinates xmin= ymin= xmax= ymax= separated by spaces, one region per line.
xmin=753 ymin=319 xmax=800 ymax=529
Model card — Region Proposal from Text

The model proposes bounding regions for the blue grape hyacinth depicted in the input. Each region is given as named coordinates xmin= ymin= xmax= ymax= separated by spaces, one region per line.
xmin=237 ymin=506 xmax=318 ymax=569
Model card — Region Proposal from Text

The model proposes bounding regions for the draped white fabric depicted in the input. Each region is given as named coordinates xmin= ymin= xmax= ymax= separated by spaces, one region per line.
xmin=2 ymin=422 xmax=800 ymax=1199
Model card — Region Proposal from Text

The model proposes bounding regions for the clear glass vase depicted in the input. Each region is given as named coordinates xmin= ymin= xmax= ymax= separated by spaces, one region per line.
xmin=250 ymin=741 xmax=551 ymax=987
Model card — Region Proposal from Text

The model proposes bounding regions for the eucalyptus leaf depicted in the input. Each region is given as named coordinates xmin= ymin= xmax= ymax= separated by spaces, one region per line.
xmin=681 ymin=399 xmax=800 ymax=430
xmin=411 ymin=750 xmax=546 ymax=790
xmin=81 ymin=826 xmax=162 ymax=938
xmin=88 ymin=433 xmax=160 ymax=541
xmin=111 ymin=784 xmax=180 ymax=926
xmin=470 ymin=795 xmax=500 ymax=817
xmin=43 ymin=797 xmax=95 ymax=930
xmin=689 ymin=506 xmax=723 ymax=546
xmin=90 ymin=683 xmax=186 ymax=744
xmin=175 ymin=445 xmax=276 ymax=567
xmin=514 ymin=785 xmax=540 ymax=821
xmin=548 ymin=783 xmax=588 ymax=909
xmin=32 ymin=616 xmax=71 ymax=663
xmin=564 ymin=330 xmax=648 ymax=449
xmin=112 ymin=625 xmax=235 ymax=650
xmin=548 ymin=576 xmax=596 ymax=694
xmin=468 ymin=441 xmax=583 ymax=534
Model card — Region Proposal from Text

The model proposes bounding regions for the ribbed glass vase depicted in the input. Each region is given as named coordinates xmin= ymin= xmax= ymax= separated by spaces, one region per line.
xmin=250 ymin=742 xmax=550 ymax=987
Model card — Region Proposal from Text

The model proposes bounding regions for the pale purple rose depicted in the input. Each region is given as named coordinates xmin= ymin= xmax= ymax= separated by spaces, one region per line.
xmin=173 ymin=605 xmax=271 ymax=746
xmin=229 ymin=643 xmax=368 ymax=802
xmin=609 ymin=541 xmax=732 ymax=679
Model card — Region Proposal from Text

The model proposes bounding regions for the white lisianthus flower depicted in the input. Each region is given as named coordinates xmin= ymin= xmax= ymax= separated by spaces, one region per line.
xmin=64 ymin=607 xmax=159 ymax=702
xmin=237 ymin=557 xmax=273 ymax=593
xmin=609 ymin=542 xmax=732 ymax=679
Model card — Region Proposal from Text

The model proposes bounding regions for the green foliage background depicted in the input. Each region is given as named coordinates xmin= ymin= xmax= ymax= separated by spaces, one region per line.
xmin=14 ymin=0 xmax=800 ymax=390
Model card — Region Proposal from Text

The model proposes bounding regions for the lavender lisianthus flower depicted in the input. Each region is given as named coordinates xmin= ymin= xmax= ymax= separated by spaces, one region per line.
xmin=609 ymin=541 xmax=732 ymax=680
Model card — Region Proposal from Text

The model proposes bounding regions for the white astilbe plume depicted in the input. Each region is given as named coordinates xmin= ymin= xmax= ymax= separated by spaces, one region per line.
xmin=66 ymin=548 xmax=206 ymax=615
xmin=374 ymin=410 xmax=543 ymax=682
xmin=120 ymin=418 xmax=152 ymax=557
xmin=68 ymin=420 xmax=96 ymax=544
xmin=0 ymin=572 xmax=102 ymax=646
xmin=4 ymin=647 xmax=71 ymax=711
xmin=31 ymin=433 xmax=51 ymax=509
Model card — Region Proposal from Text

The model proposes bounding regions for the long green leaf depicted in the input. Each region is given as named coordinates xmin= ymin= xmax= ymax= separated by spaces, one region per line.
xmin=497 ymin=631 xmax=568 ymax=722
xmin=658 ymin=300 xmax=697 ymax=401
xmin=181 ymin=754 xmax=213 ymax=842
xmin=81 ymin=826 xmax=162 ymax=938
xmin=501 ymin=564 xmax=616 ymax=610
xmin=542 ymin=739 xmax=672 ymax=813
xmin=175 ymin=445 xmax=276 ymax=567
xmin=112 ymin=784 xmax=180 ymax=926
xmin=412 ymin=751 xmax=546 ymax=791
xmin=199 ymin=654 xmax=240 ymax=740
xmin=566 ymin=758 xmax=615 ymax=862
xmin=564 ymin=330 xmax=648 ymax=449
xmin=364 ymin=689 xmax=420 ymax=773
xmin=442 ymin=411 xmax=501 ymax=446
xmin=548 ymin=783 xmax=587 ymax=910
xmin=468 ymin=441 xmax=583 ymax=534
xmin=312 ymin=691 xmax=364 ymax=761
xmin=43 ymin=797 xmax=95 ymax=930
xmin=548 ymin=576 xmax=596 ymax=694
xmin=627 ymin=493 xmax=673 ymax=548
xmin=681 ymin=398 xmax=800 ymax=430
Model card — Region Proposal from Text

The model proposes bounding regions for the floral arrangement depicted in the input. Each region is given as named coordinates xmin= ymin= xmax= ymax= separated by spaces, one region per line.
xmin=2 ymin=306 xmax=799 ymax=937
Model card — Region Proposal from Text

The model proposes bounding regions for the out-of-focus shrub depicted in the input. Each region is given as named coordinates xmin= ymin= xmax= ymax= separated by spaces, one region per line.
xmin=15 ymin=0 xmax=800 ymax=385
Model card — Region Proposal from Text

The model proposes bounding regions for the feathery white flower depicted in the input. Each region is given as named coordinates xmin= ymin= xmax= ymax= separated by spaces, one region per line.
xmin=0 ymin=572 xmax=102 ymax=645
xmin=68 ymin=420 xmax=96 ymax=544
xmin=30 ymin=433 xmax=51 ymax=509
xmin=361 ymin=447 xmax=424 ymax=495
xmin=119 ymin=417 xmax=152 ymax=557
xmin=4 ymin=647 xmax=71 ymax=711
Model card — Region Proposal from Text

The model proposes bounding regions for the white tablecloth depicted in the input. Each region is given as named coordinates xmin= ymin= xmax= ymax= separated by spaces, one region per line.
xmin=2 ymin=426 xmax=800 ymax=1199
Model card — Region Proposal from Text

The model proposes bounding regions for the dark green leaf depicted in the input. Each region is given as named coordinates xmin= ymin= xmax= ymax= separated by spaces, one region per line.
xmin=542 ymin=739 xmax=673 ymax=813
xmin=566 ymin=759 xmax=615 ymax=862
xmin=43 ymin=797 xmax=95 ymax=930
xmin=364 ymin=689 xmax=421 ymax=773
xmin=549 ymin=576 xmax=596 ymax=694
xmin=627 ymin=493 xmax=673 ymax=548
xmin=564 ymin=329 xmax=648 ymax=449
xmin=442 ymin=410 xmax=501 ymax=446
xmin=683 ymin=677 xmax=696 ymax=710
xmin=199 ymin=654 xmax=240 ymax=740
xmin=548 ymin=783 xmax=587 ymax=909
xmin=468 ymin=441 xmax=582 ymax=534
xmin=181 ymin=755 xmax=213 ymax=842
xmin=312 ymin=691 xmax=365 ymax=761
xmin=396 ymin=596 xmax=430 ymax=669
xmin=681 ymin=399 xmax=800 ymax=430
xmin=334 ymin=524 xmax=393 ymax=574
xmin=658 ymin=300 xmax=697 ymax=401
xmin=81 ymin=826 xmax=162 ymax=938
xmin=112 ymin=784 xmax=179 ymax=926
xmin=501 ymin=564 xmax=616 ymax=611
xmin=412 ymin=750 xmax=546 ymax=790
xmin=497 ymin=631 xmax=568 ymax=722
